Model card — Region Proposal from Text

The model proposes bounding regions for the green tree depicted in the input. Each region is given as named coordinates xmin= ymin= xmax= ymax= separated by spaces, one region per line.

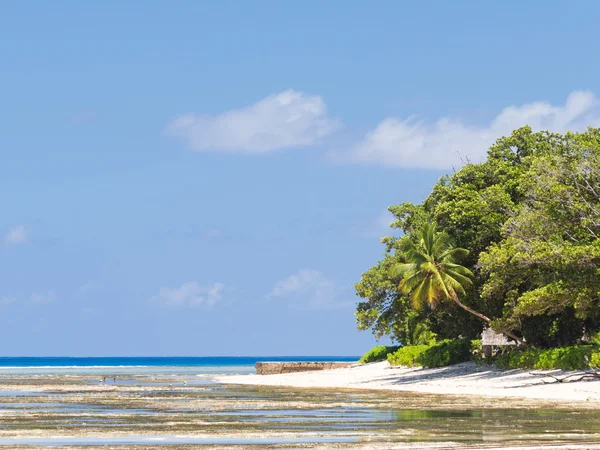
xmin=355 ymin=126 xmax=600 ymax=347
xmin=391 ymin=224 xmax=524 ymax=345
xmin=480 ymin=129 xmax=600 ymax=346
xmin=392 ymin=225 xmax=474 ymax=313
xmin=354 ymin=254 xmax=413 ymax=343
xmin=383 ymin=127 xmax=548 ymax=324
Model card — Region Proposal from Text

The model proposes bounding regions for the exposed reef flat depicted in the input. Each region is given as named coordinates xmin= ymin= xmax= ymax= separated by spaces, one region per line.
xmin=1 ymin=370 xmax=600 ymax=448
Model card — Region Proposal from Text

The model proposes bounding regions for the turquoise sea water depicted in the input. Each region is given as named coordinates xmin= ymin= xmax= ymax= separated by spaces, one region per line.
xmin=0 ymin=356 xmax=358 ymax=367
xmin=0 ymin=356 xmax=358 ymax=375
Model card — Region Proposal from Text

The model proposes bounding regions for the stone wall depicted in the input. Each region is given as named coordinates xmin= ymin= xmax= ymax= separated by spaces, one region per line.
xmin=255 ymin=361 xmax=354 ymax=375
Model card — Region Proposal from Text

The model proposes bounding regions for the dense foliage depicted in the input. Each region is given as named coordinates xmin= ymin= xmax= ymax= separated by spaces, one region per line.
xmin=356 ymin=127 xmax=600 ymax=348
xmin=386 ymin=341 xmax=600 ymax=370
xmin=358 ymin=345 xmax=401 ymax=364
xmin=387 ymin=339 xmax=475 ymax=368
xmin=495 ymin=345 xmax=600 ymax=370
xmin=387 ymin=345 xmax=430 ymax=367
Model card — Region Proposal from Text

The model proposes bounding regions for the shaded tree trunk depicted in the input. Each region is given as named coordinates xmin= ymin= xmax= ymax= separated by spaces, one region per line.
xmin=450 ymin=292 xmax=525 ymax=346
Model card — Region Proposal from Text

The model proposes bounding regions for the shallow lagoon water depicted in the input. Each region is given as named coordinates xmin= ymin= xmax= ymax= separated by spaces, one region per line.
xmin=0 ymin=436 xmax=359 ymax=446
xmin=0 ymin=365 xmax=255 ymax=376
xmin=1 ymin=365 xmax=600 ymax=448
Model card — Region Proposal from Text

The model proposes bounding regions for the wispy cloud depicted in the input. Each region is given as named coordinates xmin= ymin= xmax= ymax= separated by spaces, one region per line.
xmin=268 ymin=269 xmax=352 ymax=310
xmin=30 ymin=291 xmax=56 ymax=304
xmin=80 ymin=283 xmax=100 ymax=293
xmin=0 ymin=296 xmax=16 ymax=306
xmin=166 ymin=90 xmax=339 ymax=153
xmin=152 ymin=281 xmax=225 ymax=308
xmin=338 ymin=91 xmax=600 ymax=169
xmin=350 ymin=209 xmax=397 ymax=239
xmin=5 ymin=225 xmax=28 ymax=245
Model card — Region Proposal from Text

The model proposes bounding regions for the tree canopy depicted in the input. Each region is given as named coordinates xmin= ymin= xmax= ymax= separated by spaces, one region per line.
xmin=355 ymin=126 xmax=600 ymax=348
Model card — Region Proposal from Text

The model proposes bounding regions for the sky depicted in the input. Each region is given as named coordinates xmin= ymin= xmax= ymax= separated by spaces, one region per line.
xmin=2 ymin=1 xmax=600 ymax=356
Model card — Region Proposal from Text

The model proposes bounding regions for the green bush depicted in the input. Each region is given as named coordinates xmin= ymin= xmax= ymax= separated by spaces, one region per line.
xmin=470 ymin=339 xmax=484 ymax=364
xmin=590 ymin=352 xmax=600 ymax=368
xmin=419 ymin=339 xmax=472 ymax=368
xmin=359 ymin=345 xmax=401 ymax=364
xmin=495 ymin=345 xmax=600 ymax=370
xmin=387 ymin=339 xmax=474 ymax=368
xmin=387 ymin=344 xmax=430 ymax=367
xmin=386 ymin=341 xmax=600 ymax=370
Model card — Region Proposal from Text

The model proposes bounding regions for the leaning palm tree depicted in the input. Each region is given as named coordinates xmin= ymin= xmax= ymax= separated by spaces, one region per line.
xmin=391 ymin=224 xmax=523 ymax=345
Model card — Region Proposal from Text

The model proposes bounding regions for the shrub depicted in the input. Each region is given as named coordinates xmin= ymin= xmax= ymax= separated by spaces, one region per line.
xmin=495 ymin=345 xmax=600 ymax=370
xmin=470 ymin=339 xmax=482 ymax=350
xmin=470 ymin=339 xmax=484 ymax=364
xmin=387 ymin=345 xmax=430 ymax=367
xmin=387 ymin=339 xmax=475 ymax=368
xmin=359 ymin=345 xmax=401 ymax=364
xmin=590 ymin=352 xmax=600 ymax=368
xmin=419 ymin=339 xmax=472 ymax=368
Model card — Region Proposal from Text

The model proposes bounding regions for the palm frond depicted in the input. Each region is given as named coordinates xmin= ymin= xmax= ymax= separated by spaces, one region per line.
xmin=440 ymin=247 xmax=469 ymax=262
xmin=431 ymin=264 xmax=451 ymax=299
xmin=394 ymin=222 xmax=476 ymax=314
xmin=421 ymin=224 xmax=437 ymax=255
xmin=389 ymin=263 xmax=415 ymax=279
xmin=443 ymin=274 xmax=467 ymax=296
xmin=431 ymin=231 xmax=453 ymax=256
xmin=442 ymin=262 xmax=474 ymax=275
xmin=444 ymin=269 xmax=473 ymax=289
xmin=426 ymin=274 xmax=441 ymax=308
xmin=399 ymin=268 xmax=428 ymax=293
xmin=411 ymin=276 xmax=432 ymax=309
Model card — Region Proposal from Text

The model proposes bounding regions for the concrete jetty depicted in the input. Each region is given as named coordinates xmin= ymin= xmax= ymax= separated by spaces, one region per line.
xmin=255 ymin=361 xmax=354 ymax=375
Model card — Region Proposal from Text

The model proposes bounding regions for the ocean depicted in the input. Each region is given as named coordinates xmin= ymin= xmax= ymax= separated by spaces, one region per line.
xmin=0 ymin=356 xmax=359 ymax=375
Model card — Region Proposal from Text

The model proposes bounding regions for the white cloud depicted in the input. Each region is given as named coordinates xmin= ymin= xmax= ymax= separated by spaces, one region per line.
xmin=5 ymin=225 xmax=28 ymax=245
xmin=152 ymin=281 xmax=224 ymax=308
xmin=30 ymin=291 xmax=56 ymax=304
xmin=268 ymin=269 xmax=351 ymax=310
xmin=341 ymin=91 xmax=600 ymax=169
xmin=166 ymin=90 xmax=339 ymax=153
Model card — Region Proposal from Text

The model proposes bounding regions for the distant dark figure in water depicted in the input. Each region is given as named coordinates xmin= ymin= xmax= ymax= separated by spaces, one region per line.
xmin=113 ymin=377 xmax=116 ymax=382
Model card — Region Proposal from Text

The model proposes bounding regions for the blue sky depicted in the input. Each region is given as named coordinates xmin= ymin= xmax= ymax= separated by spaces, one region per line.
xmin=2 ymin=1 xmax=600 ymax=356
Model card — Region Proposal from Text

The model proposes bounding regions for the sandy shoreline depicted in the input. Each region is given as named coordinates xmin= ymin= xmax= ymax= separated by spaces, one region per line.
xmin=216 ymin=361 xmax=600 ymax=405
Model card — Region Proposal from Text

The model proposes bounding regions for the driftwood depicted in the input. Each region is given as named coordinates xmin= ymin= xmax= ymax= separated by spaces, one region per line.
xmin=529 ymin=371 xmax=600 ymax=384
xmin=529 ymin=360 xmax=600 ymax=384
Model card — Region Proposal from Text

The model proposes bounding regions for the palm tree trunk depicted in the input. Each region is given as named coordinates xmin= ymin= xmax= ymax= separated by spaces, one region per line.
xmin=450 ymin=292 xmax=525 ymax=346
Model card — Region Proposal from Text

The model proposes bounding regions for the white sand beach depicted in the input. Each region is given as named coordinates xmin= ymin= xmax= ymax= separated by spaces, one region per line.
xmin=216 ymin=361 xmax=600 ymax=404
